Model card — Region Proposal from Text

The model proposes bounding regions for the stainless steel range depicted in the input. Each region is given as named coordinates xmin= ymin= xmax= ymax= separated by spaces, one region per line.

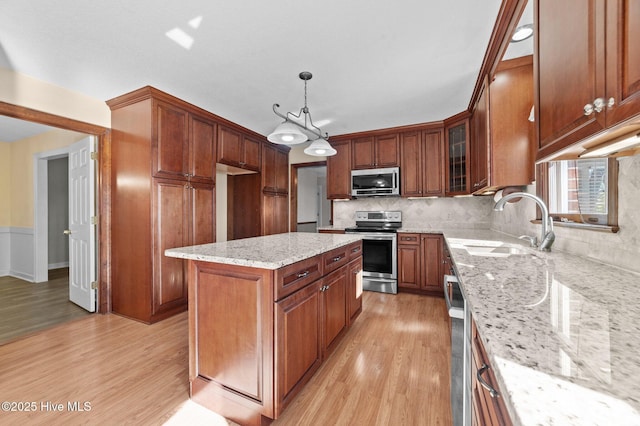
xmin=345 ymin=211 xmax=401 ymax=294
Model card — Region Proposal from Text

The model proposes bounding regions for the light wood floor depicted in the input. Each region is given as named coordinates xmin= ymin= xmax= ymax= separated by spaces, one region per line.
xmin=0 ymin=269 xmax=91 ymax=345
xmin=0 ymin=291 xmax=452 ymax=426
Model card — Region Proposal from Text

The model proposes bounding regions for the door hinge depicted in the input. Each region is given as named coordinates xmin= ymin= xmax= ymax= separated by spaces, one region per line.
xmin=91 ymin=281 xmax=98 ymax=290
xmin=91 ymin=216 xmax=98 ymax=225
xmin=91 ymin=151 xmax=98 ymax=161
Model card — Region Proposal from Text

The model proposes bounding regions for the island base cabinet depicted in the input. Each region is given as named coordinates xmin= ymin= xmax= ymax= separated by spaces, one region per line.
xmin=187 ymin=242 xmax=362 ymax=425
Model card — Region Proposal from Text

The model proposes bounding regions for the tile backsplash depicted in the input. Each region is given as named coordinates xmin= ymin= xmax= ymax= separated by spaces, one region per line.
xmin=490 ymin=155 xmax=640 ymax=274
xmin=332 ymin=196 xmax=494 ymax=230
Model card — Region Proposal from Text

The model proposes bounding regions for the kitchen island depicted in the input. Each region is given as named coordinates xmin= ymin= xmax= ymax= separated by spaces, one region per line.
xmin=442 ymin=229 xmax=640 ymax=426
xmin=165 ymin=232 xmax=363 ymax=425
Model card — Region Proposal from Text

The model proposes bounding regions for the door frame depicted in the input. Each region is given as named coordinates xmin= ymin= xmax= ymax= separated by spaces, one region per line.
xmin=0 ymin=101 xmax=111 ymax=313
xmin=289 ymin=161 xmax=328 ymax=232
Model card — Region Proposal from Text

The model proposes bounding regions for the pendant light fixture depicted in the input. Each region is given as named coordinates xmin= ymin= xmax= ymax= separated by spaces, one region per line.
xmin=268 ymin=71 xmax=336 ymax=156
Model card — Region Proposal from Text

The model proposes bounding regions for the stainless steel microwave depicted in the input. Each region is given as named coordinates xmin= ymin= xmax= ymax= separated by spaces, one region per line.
xmin=351 ymin=167 xmax=400 ymax=197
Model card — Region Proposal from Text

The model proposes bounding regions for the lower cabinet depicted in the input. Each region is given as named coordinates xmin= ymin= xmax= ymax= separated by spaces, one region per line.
xmin=398 ymin=233 xmax=444 ymax=295
xmin=471 ymin=319 xmax=512 ymax=426
xmin=188 ymin=241 xmax=362 ymax=425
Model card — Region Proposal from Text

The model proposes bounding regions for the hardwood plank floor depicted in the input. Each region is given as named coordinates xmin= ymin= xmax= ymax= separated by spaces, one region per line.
xmin=0 ymin=269 xmax=91 ymax=345
xmin=0 ymin=291 xmax=451 ymax=426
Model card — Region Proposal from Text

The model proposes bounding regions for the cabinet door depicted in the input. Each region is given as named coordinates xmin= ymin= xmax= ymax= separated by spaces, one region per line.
xmin=189 ymin=115 xmax=216 ymax=184
xmin=375 ymin=133 xmax=400 ymax=167
xmin=242 ymin=135 xmax=262 ymax=172
xmin=347 ymin=257 xmax=363 ymax=324
xmin=421 ymin=234 xmax=443 ymax=293
xmin=274 ymin=147 xmax=289 ymax=193
xmin=446 ymin=120 xmax=470 ymax=195
xmin=471 ymin=80 xmax=489 ymax=193
xmin=262 ymin=193 xmax=288 ymax=236
xmin=326 ymin=139 xmax=352 ymax=199
xmin=153 ymin=179 xmax=189 ymax=315
xmin=321 ymin=267 xmax=347 ymax=357
xmin=605 ymin=0 xmax=640 ymax=127
xmin=423 ymin=130 xmax=445 ymax=197
xmin=190 ymin=183 xmax=215 ymax=245
xmin=275 ymin=280 xmax=322 ymax=407
xmin=536 ymin=0 xmax=606 ymax=159
xmin=398 ymin=244 xmax=421 ymax=290
xmin=262 ymin=143 xmax=289 ymax=194
xmin=352 ymin=136 xmax=375 ymax=169
xmin=217 ymin=125 xmax=243 ymax=167
xmin=154 ymin=102 xmax=189 ymax=180
xmin=400 ymin=131 xmax=422 ymax=197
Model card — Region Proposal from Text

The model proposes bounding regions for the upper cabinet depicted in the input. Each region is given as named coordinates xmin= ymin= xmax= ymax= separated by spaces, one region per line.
xmin=400 ymin=128 xmax=445 ymax=197
xmin=445 ymin=117 xmax=470 ymax=196
xmin=262 ymin=142 xmax=290 ymax=194
xmin=217 ymin=124 xmax=262 ymax=171
xmin=535 ymin=0 xmax=640 ymax=160
xmin=352 ymin=133 xmax=399 ymax=169
xmin=326 ymin=139 xmax=352 ymax=199
xmin=471 ymin=56 xmax=534 ymax=195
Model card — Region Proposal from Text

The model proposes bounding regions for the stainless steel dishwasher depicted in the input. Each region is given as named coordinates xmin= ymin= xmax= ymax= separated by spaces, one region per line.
xmin=444 ymin=272 xmax=471 ymax=426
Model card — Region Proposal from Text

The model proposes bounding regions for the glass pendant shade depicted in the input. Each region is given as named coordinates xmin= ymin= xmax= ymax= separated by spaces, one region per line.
xmin=304 ymin=138 xmax=337 ymax=156
xmin=267 ymin=121 xmax=308 ymax=145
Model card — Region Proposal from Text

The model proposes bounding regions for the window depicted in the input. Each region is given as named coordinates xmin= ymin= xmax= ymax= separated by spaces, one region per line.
xmin=540 ymin=158 xmax=618 ymax=228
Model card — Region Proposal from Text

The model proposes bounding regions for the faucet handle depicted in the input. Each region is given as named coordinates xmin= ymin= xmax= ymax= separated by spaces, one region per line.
xmin=518 ymin=235 xmax=538 ymax=247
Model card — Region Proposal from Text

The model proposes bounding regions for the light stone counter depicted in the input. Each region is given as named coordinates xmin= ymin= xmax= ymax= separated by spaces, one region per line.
xmin=442 ymin=229 xmax=640 ymax=426
xmin=165 ymin=232 xmax=362 ymax=269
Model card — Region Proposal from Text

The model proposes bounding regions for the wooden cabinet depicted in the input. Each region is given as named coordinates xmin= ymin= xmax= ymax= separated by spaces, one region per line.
xmin=471 ymin=319 xmax=512 ymax=426
xmin=445 ymin=118 xmax=470 ymax=196
xmin=326 ymin=139 xmax=352 ymax=199
xmin=470 ymin=78 xmax=489 ymax=193
xmin=108 ymin=86 xmax=216 ymax=323
xmin=352 ymin=133 xmax=399 ymax=169
xmin=397 ymin=233 xmax=444 ymax=295
xmin=188 ymin=240 xmax=362 ymax=424
xmin=153 ymin=103 xmax=216 ymax=185
xmin=261 ymin=142 xmax=290 ymax=235
xmin=276 ymin=280 xmax=323 ymax=409
xmin=262 ymin=192 xmax=289 ymax=235
xmin=536 ymin=0 xmax=640 ymax=160
xmin=400 ymin=129 xmax=445 ymax=197
xmin=471 ymin=57 xmax=534 ymax=195
xmin=217 ymin=124 xmax=262 ymax=171
xmin=262 ymin=143 xmax=289 ymax=194
xmin=321 ymin=266 xmax=348 ymax=357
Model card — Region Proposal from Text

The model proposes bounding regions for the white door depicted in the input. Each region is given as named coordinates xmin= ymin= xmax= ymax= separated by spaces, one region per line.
xmin=67 ymin=137 xmax=96 ymax=312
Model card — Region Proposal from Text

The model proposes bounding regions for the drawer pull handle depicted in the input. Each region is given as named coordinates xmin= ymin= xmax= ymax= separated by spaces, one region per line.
xmin=332 ymin=256 xmax=342 ymax=262
xmin=351 ymin=247 xmax=360 ymax=253
xmin=296 ymin=271 xmax=310 ymax=279
xmin=477 ymin=363 xmax=499 ymax=398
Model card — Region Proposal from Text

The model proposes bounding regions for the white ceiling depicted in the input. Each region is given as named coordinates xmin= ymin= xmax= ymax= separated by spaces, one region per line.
xmin=0 ymin=0 xmax=533 ymax=142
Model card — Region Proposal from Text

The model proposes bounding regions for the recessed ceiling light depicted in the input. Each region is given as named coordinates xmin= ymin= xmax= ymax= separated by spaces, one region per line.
xmin=511 ymin=24 xmax=533 ymax=43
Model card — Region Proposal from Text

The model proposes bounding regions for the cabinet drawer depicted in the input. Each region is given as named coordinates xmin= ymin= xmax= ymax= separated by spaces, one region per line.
xmin=275 ymin=256 xmax=322 ymax=301
xmin=398 ymin=233 xmax=420 ymax=245
xmin=348 ymin=241 xmax=362 ymax=260
xmin=322 ymin=245 xmax=350 ymax=274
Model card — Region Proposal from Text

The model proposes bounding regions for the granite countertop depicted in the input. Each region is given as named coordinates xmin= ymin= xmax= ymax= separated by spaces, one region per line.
xmin=165 ymin=232 xmax=362 ymax=269
xmin=442 ymin=229 xmax=640 ymax=425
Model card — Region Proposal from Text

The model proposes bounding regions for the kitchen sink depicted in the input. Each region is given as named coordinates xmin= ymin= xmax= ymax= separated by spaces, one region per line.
xmin=463 ymin=245 xmax=529 ymax=256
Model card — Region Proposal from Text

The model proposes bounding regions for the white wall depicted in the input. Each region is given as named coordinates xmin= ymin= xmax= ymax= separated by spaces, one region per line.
xmin=297 ymin=169 xmax=319 ymax=223
xmin=0 ymin=227 xmax=9 ymax=276
xmin=490 ymin=155 xmax=640 ymax=274
xmin=215 ymin=171 xmax=228 ymax=242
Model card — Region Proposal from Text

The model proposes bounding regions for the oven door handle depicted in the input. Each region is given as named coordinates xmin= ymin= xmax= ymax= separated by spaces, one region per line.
xmin=444 ymin=274 xmax=464 ymax=319
xmin=346 ymin=233 xmax=396 ymax=240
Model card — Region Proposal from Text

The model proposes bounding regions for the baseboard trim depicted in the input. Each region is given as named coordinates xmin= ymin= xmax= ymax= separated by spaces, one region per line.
xmin=48 ymin=262 xmax=70 ymax=270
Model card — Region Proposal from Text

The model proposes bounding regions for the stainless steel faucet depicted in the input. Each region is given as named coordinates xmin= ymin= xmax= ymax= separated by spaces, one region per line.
xmin=494 ymin=192 xmax=555 ymax=251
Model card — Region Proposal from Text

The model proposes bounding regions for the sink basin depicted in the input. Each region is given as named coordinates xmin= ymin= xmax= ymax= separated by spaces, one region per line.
xmin=463 ymin=244 xmax=529 ymax=257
